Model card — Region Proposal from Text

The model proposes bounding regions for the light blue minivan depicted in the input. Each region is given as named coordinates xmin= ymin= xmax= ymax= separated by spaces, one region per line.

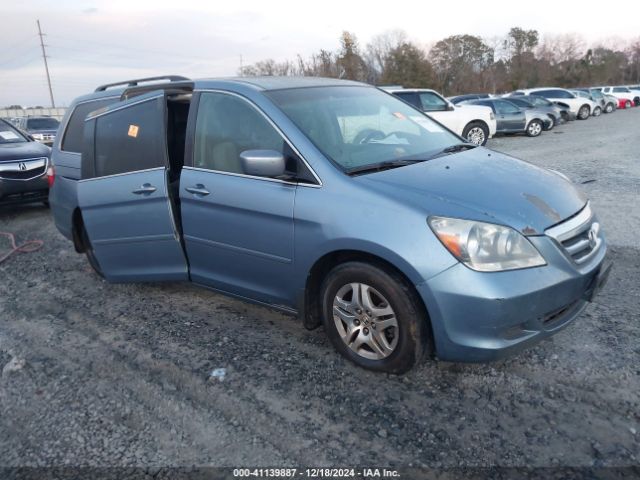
xmin=49 ymin=76 xmax=611 ymax=373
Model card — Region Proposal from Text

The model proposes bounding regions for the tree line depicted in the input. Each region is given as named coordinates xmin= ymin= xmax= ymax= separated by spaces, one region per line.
xmin=239 ymin=28 xmax=640 ymax=95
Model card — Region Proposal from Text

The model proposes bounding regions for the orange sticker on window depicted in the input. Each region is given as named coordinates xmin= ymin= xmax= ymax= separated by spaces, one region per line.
xmin=128 ymin=125 xmax=139 ymax=137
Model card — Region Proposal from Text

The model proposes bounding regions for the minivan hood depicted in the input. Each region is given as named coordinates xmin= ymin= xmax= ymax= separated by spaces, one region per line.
xmin=0 ymin=141 xmax=51 ymax=162
xmin=357 ymin=148 xmax=587 ymax=235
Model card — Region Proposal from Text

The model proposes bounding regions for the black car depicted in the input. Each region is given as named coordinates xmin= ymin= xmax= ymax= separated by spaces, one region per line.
xmin=0 ymin=118 xmax=51 ymax=206
xmin=16 ymin=116 xmax=60 ymax=146
xmin=448 ymin=93 xmax=491 ymax=105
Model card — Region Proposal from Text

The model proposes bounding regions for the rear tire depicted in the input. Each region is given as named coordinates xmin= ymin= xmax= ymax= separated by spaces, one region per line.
xmin=577 ymin=105 xmax=590 ymax=120
xmin=80 ymin=225 xmax=104 ymax=277
xmin=625 ymin=100 xmax=632 ymax=109
xmin=462 ymin=121 xmax=489 ymax=146
xmin=321 ymin=261 xmax=431 ymax=374
xmin=604 ymin=103 xmax=614 ymax=113
xmin=526 ymin=119 xmax=543 ymax=137
xmin=592 ymin=106 xmax=602 ymax=117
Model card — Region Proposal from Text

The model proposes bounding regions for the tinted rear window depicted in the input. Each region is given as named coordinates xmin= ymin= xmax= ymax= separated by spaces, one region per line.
xmin=94 ymin=98 xmax=165 ymax=177
xmin=62 ymin=97 xmax=119 ymax=152
xmin=26 ymin=117 xmax=60 ymax=130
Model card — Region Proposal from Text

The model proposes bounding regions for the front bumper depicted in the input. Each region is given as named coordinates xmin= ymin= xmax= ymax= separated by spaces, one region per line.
xmin=418 ymin=234 xmax=609 ymax=362
xmin=0 ymin=175 xmax=49 ymax=206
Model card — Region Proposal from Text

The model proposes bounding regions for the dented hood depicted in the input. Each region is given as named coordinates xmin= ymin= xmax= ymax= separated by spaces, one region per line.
xmin=357 ymin=147 xmax=587 ymax=235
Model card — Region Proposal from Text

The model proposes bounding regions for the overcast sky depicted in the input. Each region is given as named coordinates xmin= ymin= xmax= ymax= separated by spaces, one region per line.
xmin=1 ymin=0 xmax=639 ymax=107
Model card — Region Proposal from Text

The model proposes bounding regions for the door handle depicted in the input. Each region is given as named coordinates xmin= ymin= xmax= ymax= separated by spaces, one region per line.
xmin=132 ymin=183 xmax=157 ymax=195
xmin=185 ymin=184 xmax=210 ymax=196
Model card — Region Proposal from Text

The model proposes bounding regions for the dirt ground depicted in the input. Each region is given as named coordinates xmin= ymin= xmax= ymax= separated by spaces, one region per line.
xmin=0 ymin=106 xmax=639 ymax=470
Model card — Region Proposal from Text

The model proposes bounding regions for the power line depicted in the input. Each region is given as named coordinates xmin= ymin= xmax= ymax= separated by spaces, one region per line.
xmin=37 ymin=19 xmax=55 ymax=108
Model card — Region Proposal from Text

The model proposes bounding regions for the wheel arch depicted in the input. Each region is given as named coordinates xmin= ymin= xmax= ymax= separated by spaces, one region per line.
xmin=462 ymin=119 xmax=490 ymax=145
xmin=464 ymin=119 xmax=489 ymax=132
xmin=71 ymin=207 xmax=87 ymax=253
xmin=302 ymin=249 xmax=433 ymax=340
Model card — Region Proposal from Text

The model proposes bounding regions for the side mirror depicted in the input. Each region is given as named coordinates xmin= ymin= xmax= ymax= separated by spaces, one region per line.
xmin=240 ymin=150 xmax=286 ymax=178
xmin=446 ymin=104 xmax=455 ymax=111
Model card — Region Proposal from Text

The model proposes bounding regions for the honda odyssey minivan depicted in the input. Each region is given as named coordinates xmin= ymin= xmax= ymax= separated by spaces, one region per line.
xmin=49 ymin=76 xmax=611 ymax=373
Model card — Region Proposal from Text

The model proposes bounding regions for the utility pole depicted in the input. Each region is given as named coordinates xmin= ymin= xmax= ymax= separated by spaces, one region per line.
xmin=37 ymin=19 xmax=55 ymax=108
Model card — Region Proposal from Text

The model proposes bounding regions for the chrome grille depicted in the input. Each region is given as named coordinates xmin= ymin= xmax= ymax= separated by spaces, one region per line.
xmin=0 ymin=157 xmax=48 ymax=181
xmin=545 ymin=202 xmax=602 ymax=265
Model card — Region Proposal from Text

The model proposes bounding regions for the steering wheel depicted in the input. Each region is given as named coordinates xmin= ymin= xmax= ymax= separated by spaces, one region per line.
xmin=353 ymin=129 xmax=410 ymax=145
xmin=353 ymin=129 xmax=386 ymax=145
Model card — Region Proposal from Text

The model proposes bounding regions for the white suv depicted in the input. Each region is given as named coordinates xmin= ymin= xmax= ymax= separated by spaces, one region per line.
xmin=384 ymin=88 xmax=497 ymax=146
xmin=512 ymin=88 xmax=599 ymax=120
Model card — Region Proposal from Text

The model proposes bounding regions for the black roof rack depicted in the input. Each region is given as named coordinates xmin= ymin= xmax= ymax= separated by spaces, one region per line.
xmin=95 ymin=75 xmax=190 ymax=92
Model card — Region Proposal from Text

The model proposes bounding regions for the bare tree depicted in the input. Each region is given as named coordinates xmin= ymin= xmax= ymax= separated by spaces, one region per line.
xmin=336 ymin=31 xmax=369 ymax=81
xmin=364 ymin=29 xmax=408 ymax=82
xmin=239 ymin=59 xmax=298 ymax=76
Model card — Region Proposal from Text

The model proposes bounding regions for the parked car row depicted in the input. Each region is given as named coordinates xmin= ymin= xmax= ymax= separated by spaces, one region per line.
xmin=383 ymin=84 xmax=640 ymax=146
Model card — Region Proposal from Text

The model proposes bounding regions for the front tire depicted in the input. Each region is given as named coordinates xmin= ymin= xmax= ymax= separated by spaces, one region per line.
xmin=592 ymin=106 xmax=602 ymax=117
xmin=604 ymin=103 xmax=614 ymax=113
xmin=577 ymin=105 xmax=590 ymax=120
xmin=321 ymin=262 xmax=430 ymax=374
xmin=526 ymin=119 xmax=543 ymax=137
xmin=462 ymin=121 xmax=489 ymax=146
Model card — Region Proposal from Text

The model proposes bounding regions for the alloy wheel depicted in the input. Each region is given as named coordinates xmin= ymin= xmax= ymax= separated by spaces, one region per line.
xmin=528 ymin=121 xmax=542 ymax=136
xmin=332 ymin=283 xmax=399 ymax=360
xmin=466 ymin=127 xmax=485 ymax=145
xmin=578 ymin=106 xmax=590 ymax=119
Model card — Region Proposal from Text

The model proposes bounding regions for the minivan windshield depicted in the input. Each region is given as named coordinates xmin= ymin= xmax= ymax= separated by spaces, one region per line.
xmin=0 ymin=120 xmax=28 ymax=144
xmin=268 ymin=86 xmax=460 ymax=173
xmin=26 ymin=117 xmax=60 ymax=130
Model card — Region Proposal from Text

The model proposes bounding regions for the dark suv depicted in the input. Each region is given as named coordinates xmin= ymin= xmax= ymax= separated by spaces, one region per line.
xmin=16 ymin=116 xmax=61 ymax=146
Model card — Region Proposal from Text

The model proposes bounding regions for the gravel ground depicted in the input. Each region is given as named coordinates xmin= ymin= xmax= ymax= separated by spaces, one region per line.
xmin=0 ymin=107 xmax=639 ymax=471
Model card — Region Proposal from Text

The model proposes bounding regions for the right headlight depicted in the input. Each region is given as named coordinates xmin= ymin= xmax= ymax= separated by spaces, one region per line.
xmin=428 ymin=216 xmax=546 ymax=272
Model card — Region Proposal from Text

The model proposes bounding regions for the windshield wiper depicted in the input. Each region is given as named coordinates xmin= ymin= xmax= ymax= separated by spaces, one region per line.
xmin=441 ymin=143 xmax=478 ymax=154
xmin=347 ymin=143 xmax=478 ymax=175
xmin=347 ymin=158 xmax=427 ymax=175
xmin=422 ymin=143 xmax=479 ymax=161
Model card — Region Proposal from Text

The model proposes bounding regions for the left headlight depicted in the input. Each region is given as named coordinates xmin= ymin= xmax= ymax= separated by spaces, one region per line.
xmin=428 ymin=216 xmax=546 ymax=272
